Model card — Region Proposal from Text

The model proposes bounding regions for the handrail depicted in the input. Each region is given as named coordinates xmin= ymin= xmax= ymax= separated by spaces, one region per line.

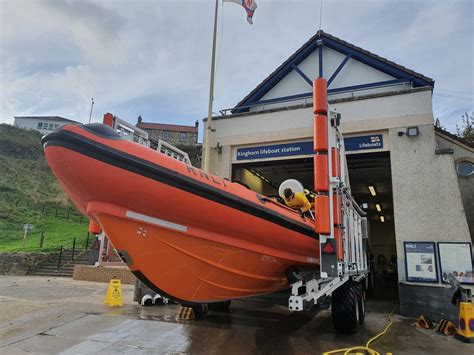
xmin=219 ymin=81 xmax=410 ymax=116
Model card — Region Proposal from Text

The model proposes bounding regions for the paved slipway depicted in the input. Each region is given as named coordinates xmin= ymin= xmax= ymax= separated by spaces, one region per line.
xmin=0 ymin=276 xmax=471 ymax=354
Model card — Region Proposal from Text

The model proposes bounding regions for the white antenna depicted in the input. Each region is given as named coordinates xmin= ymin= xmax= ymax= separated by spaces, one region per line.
xmin=88 ymin=98 xmax=95 ymax=124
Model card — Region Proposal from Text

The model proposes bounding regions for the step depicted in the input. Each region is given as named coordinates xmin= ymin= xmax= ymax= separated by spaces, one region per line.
xmin=32 ymin=265 xmax=74 ymax=270
xmin=29 ymin=268 xmax=74 ymax=273
xmin=28 ymin=268 xmax=73 ymax=274
xmin=28 ymin=272 xmax=73 ymax=277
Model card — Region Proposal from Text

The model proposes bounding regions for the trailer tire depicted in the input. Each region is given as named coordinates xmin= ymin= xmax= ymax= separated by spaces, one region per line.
xmin=356 ymin=283 xmax=365 ymax=325
xmin=331 ymin=281 xmax=360 ymax=333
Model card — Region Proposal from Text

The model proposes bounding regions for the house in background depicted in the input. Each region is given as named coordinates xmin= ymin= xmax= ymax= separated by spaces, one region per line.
xmin=14 ymin=116 xmax=78 ymax=134
xmin=136 ymin=116 xmax=199 ymax=146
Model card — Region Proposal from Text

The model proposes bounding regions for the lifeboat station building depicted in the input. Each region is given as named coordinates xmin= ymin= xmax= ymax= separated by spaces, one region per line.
xmin=204 ymin=31 xmax=473 ymax=319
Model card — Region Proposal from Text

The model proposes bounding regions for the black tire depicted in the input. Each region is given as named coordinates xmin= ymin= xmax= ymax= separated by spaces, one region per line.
xmin=356 ymin=283 xmax=365 ymax=325
xmin=331 ymin=281 xmax=361 ymax=333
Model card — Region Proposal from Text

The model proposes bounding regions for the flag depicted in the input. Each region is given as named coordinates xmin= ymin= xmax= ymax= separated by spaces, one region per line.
xmin=224 ymin=0 xmax=258 ymax=25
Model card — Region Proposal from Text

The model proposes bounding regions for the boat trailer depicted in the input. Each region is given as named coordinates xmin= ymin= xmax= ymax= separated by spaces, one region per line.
xmin=285 ymin=78 xmax=369 ymax=333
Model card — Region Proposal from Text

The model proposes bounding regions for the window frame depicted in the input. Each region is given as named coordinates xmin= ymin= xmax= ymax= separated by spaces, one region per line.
xmin=455 ymin=157 xmax=474 ymax=179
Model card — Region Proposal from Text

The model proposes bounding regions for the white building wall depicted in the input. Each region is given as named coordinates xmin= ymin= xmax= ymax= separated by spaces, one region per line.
xmin=389 ymin=124 xmax=472 ymax=282
xmin=209 ymin=89 xmax=434 ymax=178
xmin=14 ymin=117 xmax=72 ymax=135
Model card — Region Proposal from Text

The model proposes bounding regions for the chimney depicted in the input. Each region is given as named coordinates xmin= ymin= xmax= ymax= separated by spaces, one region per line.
xmin=195 ymin=120 xmax=199 ymax=128
xmin=137 ymin=115 xmax=142 ymax=125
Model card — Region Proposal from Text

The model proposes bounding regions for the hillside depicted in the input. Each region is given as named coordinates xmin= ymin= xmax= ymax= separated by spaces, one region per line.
xmin=0 ymin=124 xmax=88 ymax=252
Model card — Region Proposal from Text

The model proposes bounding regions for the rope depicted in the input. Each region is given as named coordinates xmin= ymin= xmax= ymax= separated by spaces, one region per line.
xmin=323 ymin=305 xmax=396 ymax=355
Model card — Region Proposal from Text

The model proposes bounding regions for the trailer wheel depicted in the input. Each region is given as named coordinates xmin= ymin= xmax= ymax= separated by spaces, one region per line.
xmin=331 ymin=281 xmax=361 ymax=333
xmin=356 ymin=283 xmax=365 ymax=325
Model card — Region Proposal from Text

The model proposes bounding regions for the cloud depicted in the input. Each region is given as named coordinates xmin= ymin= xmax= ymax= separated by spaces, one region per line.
xmin=0 ymin=0 xmax=472 ymax=133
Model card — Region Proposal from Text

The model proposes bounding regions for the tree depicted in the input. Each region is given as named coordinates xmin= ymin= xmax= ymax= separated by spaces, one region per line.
xmin=456 ymin=112 xmax=474 ymax=144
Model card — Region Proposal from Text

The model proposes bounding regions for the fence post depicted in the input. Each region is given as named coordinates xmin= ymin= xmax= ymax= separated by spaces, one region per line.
xmin=55 ymin=209 xmax=58 ymax=217
xmin=57 ymin=246 xmax=63 ymax=269
xmin=80 ymin=215 xmax=83 ymax=224
xmin=85 ymin=232 xmax=90 ymax=251
xmin=67 ymin=208 xmax=70 ymax=221
xmin=72 ymin=237 xmax=76 ymax=261
xmin=39 ymin=231 xmax=44 ymax=248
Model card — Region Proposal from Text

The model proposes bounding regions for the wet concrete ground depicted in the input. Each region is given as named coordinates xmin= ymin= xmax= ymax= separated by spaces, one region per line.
xmin=0 ymin=276 xmax=471 ymax=354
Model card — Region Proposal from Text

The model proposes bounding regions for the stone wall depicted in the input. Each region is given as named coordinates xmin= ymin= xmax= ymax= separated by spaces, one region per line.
xmin=0 ymin=252 xmax=56 ymax=276
xmin=148 ymin=130 xmax=198 ymax=146
xmin=73 ymin=265 xmax=136 ymax=284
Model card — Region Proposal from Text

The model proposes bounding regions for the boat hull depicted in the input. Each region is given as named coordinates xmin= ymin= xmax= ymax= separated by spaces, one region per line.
xmin=43 ymin=124 xmax=320 ymax=303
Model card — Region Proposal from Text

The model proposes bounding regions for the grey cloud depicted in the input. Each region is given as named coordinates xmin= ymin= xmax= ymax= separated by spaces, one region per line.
xmin=0 ymin=0 xmax=472 ymax=133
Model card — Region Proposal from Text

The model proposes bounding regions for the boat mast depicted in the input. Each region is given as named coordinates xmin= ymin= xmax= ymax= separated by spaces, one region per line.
xmin=203 ymin=0 xmax=219 ymax=172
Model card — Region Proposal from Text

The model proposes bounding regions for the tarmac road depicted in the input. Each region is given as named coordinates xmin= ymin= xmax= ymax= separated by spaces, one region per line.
xmin=0 ymin=276 xmax=471 ymax=354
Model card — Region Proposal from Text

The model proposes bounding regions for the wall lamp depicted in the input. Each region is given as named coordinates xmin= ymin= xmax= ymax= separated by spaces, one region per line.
xmin=398 ymin=126 xmax=420 ymax=137
xmin=214 ymin=142 xmax=222 ymax=154
xmin=368 ymin=186 xmax=376 ymax=196
xmin=375 ymin=203 xmax=381 ymax=212
xmin=380 ymin=216 xmax=385 ymax=223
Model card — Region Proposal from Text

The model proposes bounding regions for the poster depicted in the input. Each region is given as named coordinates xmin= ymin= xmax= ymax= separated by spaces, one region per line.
xmin=404 ymin=242 xmax=438 ymax=283
xmin=438 ymin=242 xmax=473 ymax=284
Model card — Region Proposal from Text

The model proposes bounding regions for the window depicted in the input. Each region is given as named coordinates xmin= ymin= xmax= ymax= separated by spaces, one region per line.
xmin=180 ymin=132 xmax=187 ymax=141
xmin=48 ymin=123 xmax=54 ymax=130
xmin=37 ymin=122 xmax=43 ymax=129
xmin=162 ymin=131 xmax=169 ymax=140
xmin=456 ymin=160 xmax=473 ymax=177
xmin=54 ymin=124 xmax=59 ymax=129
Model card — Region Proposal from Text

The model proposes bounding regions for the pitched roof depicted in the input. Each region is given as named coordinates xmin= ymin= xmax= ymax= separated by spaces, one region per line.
xmin=435 ymin=126 xmax=474 ymax=149
xmin=14 ymin=116 xmax=77 ymax=123
xmin=137 ymin=122 xmax=197 ymax=133
xmin=235 ymin=30 xmax=434 ymax=110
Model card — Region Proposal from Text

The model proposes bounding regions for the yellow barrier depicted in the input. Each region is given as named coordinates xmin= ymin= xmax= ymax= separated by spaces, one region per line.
xmin=456 ymin=301 xmax=474 ymax=342
xmin=104 ymin=279 xmax=123 ymax=307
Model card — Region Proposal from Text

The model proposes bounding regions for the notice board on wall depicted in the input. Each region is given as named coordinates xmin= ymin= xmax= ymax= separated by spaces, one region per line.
xmin=404 ymin=242 xmax=438 ymax=283
xmin=438 ymin=242 xmax=473 ymax=285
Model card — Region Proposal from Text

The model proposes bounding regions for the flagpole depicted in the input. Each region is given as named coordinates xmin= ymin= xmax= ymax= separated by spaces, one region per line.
xmin=203 ymin=0 xmax=219 ymax=172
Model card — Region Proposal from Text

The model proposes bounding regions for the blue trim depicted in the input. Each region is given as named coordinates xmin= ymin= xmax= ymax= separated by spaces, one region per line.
xmin=292 ymin=64 xmax=313 ymax=87
xmin=322 ymin=37 xmax=432 ymax=87
xmin=246 ymin=92 xmax=313 ymax=106
xmin=327 ymin=54 xmax=351 ymax=87
xmin=232 ymin=79 xmax=410 ymax=111
xmin=234 ymin=33 xmax=433 ymax=112
xmin=318 ymin=46 xmax=323 ymax=77
xmin=328 ymin=79 xmax=408 ymax=93
xmin=233 ymin=40 xmax=319 ymax=112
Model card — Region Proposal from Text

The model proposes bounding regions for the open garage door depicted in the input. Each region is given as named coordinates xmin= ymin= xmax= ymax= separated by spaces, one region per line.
xmin=232 ymin=151 xmax=397 ymax=299
xmin=232 ymin=158 xmax=313 ymax=198
xmin=346 ymin=152 xmax=397 ymax=299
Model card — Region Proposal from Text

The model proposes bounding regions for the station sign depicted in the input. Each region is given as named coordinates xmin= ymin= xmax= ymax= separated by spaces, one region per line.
xmin=344 ymin=134 xmax=383 ymax=151
xmin=236 ymin=141 xmax=313 ymax=161
xmin=236 ymin=134 xmax=384 ymax=161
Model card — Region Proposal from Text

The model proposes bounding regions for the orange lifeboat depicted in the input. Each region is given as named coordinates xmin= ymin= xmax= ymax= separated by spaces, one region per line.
xmin=42 ymin=123 xmax=319 ymax=304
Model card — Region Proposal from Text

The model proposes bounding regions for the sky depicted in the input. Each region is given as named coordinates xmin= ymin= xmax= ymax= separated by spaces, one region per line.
xmin=1 ymin=0 xmax=473 ymax=138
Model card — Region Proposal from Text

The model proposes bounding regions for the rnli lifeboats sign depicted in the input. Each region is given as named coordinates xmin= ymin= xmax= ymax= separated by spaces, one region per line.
xmin=344 ymin=134 xmax=383 ymax=151
xmin=237 ymin=141 xmax=313 ymax=161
